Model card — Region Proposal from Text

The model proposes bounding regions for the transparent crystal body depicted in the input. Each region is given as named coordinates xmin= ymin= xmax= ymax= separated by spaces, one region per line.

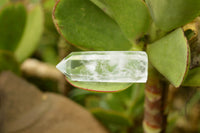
xmin=56 ymin=51 xmax=148 ymax=83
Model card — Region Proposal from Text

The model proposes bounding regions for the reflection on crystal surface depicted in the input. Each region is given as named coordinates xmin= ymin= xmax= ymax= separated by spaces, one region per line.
xmin=56 ymin=51 xmax=148 ymax=83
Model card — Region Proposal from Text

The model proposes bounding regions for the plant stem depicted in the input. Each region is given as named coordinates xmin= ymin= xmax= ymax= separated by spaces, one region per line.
xmin=143 ymin=66 xmax=168 ymax=133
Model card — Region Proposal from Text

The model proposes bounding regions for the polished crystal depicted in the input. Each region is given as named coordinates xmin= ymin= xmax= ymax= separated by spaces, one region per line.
xmin=56 ymin=51 xmax=148 ymax=83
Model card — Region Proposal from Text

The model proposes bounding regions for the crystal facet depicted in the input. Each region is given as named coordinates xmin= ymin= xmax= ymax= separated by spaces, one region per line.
xmin=56 ymin=51 xmax=148 ymax=83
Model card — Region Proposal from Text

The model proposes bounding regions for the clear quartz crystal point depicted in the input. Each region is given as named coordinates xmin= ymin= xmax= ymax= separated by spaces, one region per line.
xmin=56 ymin=51 xmax=148 ymax=83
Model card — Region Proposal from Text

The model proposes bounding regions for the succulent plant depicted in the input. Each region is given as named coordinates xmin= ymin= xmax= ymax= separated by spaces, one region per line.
xmin=52 ymin=0 xmax=200 ymax=132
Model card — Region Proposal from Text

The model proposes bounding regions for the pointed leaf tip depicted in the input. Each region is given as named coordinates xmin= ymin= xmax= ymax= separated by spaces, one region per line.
xmin=147 ymin=28 xmax=190 ymax=87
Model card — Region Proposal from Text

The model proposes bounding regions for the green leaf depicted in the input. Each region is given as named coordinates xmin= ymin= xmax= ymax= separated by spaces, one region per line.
xmin=69 ymin=88 xmax=98 ymax=105
xmin=89 ymin=0 xmax=113 ymax=18
xmin=103 ymin=84 xmax=145 ymax=114
xmin=0 ymin=50 xmax=20 ymax=74
xmin=103 ymin=0 xmax=151 ymax=41
xmin=43 ymin=0 xmax=56 ymax=10
xmin=128 ymin=84 xmax=145 ymax=117
xmin=145 ymin=0 xmax=200 ymax=31
xmin=38 ymin=0 xmax=60 ymax=65
xmin=85 ymin=96 xmax=101 ymax=109
xmin=53 ymin=0 xmax=132 ymax=50
xmin=113 ymin=84 xmax=145 ymax=103
xmin=15 ymin=5 xmax=44 ymax=62
xmin=103 ymin=94 xmax=126 ymax=112
xmin=0 ymin=3 xmax=27 ymax=51
xmin=69 ymin=88 xmax=96 ymax=98
xmin=147 ymin=28 xmax=190 ymax=87
xmin=41 ymin=47 xmax=58 ymax=65
xmin=91 ymin=108 xmax=132 ymax=126
xmin=66 ymin=77 xmax=132 ymax=92
xmin=182 ymin=67 xmax=200 ymax=87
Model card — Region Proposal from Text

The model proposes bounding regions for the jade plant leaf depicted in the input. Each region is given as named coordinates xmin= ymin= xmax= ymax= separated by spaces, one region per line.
xmin=66 ymin=77 xmax=132 ymax=92
xmin=53 ymin=0 xmax=132 ymax=51
xmin=0 ymin=50 xmax=20 ymax=74
xmin=145 ymin=0 xmax=200 ymax=31
xmin=102 ymin=0 xmax=151 ymax=41
xmin=147 ymin=28 xmax=190 ymax=87
xmin=182 ymin=67 xmax=200 ymax=87
xmin=89 ymin=0 xmax=113 ymax=18
xmin=0 ymin=3 xmax=27 ymax=51
xmin=91 ymin=108 xmax=132 ymax=126
xmin=15 ymin=5 xmax=44 ymax=62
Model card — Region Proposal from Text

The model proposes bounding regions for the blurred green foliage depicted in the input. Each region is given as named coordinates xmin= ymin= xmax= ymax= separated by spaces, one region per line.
xmin=1 ymin=0 xmax=200 ymax=133
xmin=0 ymin=0 xmax=43 ymax=73
xmin=69 ymin=84 xmax=145 ymax=133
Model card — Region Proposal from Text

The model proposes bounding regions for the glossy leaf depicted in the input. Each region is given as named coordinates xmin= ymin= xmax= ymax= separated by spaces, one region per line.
xmin=103 ymin=0 xmax=151 ymax=41
xmin=147 ymin=28 xmax=190 ymax=87
xmin=0 ymin=4 xmax=27 ymax=51
xmin=0 ymin=50 xmax=20 ymax=74
xmin=53 ymin=0 xmax=132 ymax=50
xmin=182 ymin=67 xmax=200 ymax=87
xmin=66 ymin=77 xmax=132 ymax=92
xmin=91 ymin=108 xmax=132 ymax=126
xmin=15 ymin=5 xmax=44 ymax=62
xmin=145 ymin=0 xmax=200 ymax=31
